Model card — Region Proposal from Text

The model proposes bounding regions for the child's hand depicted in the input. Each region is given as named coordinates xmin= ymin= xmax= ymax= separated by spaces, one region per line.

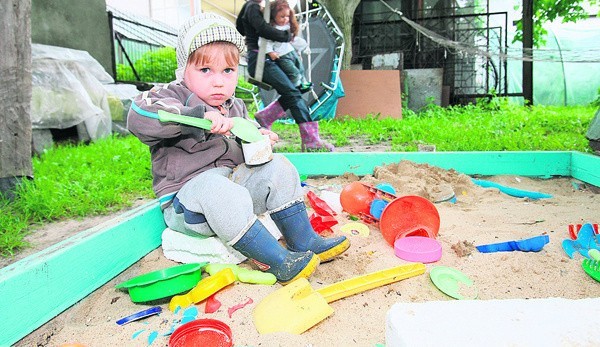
xmin=260 ymin=128 xmax=279 ymax=146
xmin=268 ymin=52 xmax=280 ymax=60
xmin=204 ymin=111 xmax=234 ymax=135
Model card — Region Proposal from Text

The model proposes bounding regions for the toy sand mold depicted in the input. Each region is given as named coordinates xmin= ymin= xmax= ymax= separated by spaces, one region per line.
xmin=252 ymin=263 xmax=426 ymax=335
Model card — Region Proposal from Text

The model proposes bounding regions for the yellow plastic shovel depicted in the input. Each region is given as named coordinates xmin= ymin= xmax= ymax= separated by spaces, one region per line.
xmin=168 ymin=268 xmax=235 ymax=312
xmin=252 ymin=262 xmax=426 ymax=334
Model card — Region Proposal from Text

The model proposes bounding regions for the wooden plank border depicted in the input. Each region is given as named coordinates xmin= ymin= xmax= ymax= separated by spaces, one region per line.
xmin=570 ymin=151 xmax=600 ymax=187
xmin=0 ymin=201 xmax=166 ymax=345
xmin=285 ymin=151 xmax=572 ymax=177
xmin=0 ymin=151 xmax=597 ymax=345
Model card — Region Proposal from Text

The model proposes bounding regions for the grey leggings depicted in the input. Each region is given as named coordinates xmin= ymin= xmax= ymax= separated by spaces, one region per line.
xmin=163 ymin=154 xmax=304 ymax=243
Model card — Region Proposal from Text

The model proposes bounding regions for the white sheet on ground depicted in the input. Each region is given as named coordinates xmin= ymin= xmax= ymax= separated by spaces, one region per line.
xmin=386 ymin=298 xmax=600 ymax=347
xmin=161 ymin=215 xmax=282 ymax=265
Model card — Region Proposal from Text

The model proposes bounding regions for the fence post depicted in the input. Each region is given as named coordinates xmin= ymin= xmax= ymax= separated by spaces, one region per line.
xmin=108 ymin=10 xmax=117 ymax=80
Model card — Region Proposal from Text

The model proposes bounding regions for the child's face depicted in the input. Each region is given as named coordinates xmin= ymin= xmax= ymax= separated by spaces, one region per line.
xmin=184 ymin=49 xmax=238 ymax=107
xmin=274 ymin=8 xmax=290 ymax=26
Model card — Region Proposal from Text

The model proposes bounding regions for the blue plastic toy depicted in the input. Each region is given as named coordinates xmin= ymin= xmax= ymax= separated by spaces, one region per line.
xmin=471 ymin=178 xmax=552 ymax=199
xmin=116 ymin=306 xmax=162 ymax=325
xmin=375 ymin=183 xmax=396 ymax=195
xmin=476 ymin=235 xmax=550 ymax=253
xmin=368 ymin=183 xmax=396 ymax=219
xmin=369 ymin=199 xmax=388 ymax=219
xmin=562 ymin=223 xmax=600 ymax=259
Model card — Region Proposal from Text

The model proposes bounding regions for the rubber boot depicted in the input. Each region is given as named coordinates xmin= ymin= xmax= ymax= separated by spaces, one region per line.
xmin=298 ymin=82 xmax=313 ymax=94
xmin=298 ymin=121 xmax=335 ymax=152
xmin=231 ymin=219 xmax=320 ymax=283
xmin=271 ymin=201 xmax=350 ymax=262
xmin=254 ymin=100 xmax=286 ymax=130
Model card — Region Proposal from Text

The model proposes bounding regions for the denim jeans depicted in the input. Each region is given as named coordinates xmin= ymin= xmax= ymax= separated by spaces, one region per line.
xmin=247 ymin=50 xmax=311 ymax=123
xmin=277 ymin=50 xmax=306 ymax=87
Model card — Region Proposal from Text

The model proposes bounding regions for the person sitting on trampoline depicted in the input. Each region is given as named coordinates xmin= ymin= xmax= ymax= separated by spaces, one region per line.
xmin=259 ymin=0 xmax=313 ymax=94
xmin=237 ymin=0 xmax=334 ymax=151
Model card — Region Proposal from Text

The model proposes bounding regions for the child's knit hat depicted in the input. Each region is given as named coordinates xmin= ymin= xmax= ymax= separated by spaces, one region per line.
xmin=176 ymin=12 xmax=245 ymax=70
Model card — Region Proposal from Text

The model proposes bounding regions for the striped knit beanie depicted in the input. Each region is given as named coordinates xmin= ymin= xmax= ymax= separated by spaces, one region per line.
xmin=176 ymin=13 xmax=246 ymax=70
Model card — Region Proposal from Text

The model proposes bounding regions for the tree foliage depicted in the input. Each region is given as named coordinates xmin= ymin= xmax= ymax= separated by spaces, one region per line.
xmin=514 ymin=0 xmax=598 ymax=47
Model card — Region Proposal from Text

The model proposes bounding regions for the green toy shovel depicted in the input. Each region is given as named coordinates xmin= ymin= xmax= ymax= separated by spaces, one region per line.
xmin=157 ymin=110 xmax=264 ymax=143
xmin=582 ymin=259 xmax=600 ymax=282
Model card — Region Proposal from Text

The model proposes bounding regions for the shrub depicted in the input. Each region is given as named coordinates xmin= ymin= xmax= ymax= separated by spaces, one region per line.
xmin=117 ymin=47 xmax=177 ymax=83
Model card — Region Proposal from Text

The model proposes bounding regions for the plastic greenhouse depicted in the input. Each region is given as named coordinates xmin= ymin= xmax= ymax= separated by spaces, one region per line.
xmin=507 ymin=17 xmax=600 ymax=106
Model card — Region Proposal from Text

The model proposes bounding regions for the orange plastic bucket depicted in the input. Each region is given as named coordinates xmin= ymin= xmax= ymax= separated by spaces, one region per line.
xmin=379 ymin=195 xmax=440 ymax=246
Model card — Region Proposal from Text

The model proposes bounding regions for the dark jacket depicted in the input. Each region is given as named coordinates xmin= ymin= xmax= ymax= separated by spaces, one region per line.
xmin=236 ymin=0 xmax=290 ymax=51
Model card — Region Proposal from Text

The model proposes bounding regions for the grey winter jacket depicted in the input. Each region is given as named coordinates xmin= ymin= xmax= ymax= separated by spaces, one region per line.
xmin=127 ymin=81 xmax=253 ymax=204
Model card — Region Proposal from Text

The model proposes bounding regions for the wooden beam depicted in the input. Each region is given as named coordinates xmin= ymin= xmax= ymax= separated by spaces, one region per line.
xmin=0 ymin=201 xmax=166 ymax=345
xmin=285 ymin=151 xmax=571 ymax=178
xmin=570 ymin=151 xmax=600 ymax=187
xmin=0 ymin=0 xmax=33 ymax=199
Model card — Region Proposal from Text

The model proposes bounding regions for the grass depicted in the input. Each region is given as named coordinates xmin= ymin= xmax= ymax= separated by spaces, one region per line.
xmin=0 ymin=136 xmax=154 ymax=257
xmin=274 ymin=100 xmax=595 ymax=152
xmin=0 ymin=101 xmax=596 ymax=257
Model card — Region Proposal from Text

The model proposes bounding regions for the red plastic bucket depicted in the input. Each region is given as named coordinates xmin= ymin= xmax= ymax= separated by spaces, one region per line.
xmin=379 ymin=195 xmax=440 ymax=246
xmin=169 ymin=319 xmax=232 ymax=347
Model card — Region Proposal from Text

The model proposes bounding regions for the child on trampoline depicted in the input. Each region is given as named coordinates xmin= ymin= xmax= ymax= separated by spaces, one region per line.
xmin=127 ymin=13 xmax=349 ymax=284
xmin=237 ymin=0 xmax=334 ymax=151
xmin=259 ymin=0 xmax=313 ymax=93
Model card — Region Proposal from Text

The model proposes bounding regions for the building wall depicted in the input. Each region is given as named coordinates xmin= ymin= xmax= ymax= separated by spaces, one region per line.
xmin=106 ymin=0 xmax=245 ymax=30
xmin=105 ymin=0 xmax=150 ymax=17
xmin=31 ymin=0 xmax=113 ymax=78
xmin=199 ymin=0 xmax=245 ymax=22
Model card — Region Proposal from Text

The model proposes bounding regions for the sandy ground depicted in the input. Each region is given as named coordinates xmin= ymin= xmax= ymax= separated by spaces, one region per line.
xmin=13 ymin=160 xmax=600 ymax=347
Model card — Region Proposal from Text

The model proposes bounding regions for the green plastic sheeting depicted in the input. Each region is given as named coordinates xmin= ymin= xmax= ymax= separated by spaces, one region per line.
xmin=507 ymin=17 xmax=600 ymax=106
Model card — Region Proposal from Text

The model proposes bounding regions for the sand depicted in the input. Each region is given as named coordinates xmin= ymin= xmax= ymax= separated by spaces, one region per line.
xmin=14 ymin=160 xmax=600 ymax=347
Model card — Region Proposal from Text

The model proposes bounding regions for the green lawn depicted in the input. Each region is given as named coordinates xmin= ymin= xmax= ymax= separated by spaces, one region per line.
xmin=0 ymin=101 xmax=596 ymax=257
xmin=274 ymin=101 xmax=595 ymax=152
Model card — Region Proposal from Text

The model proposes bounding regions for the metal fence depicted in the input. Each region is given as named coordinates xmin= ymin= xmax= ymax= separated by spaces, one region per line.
xmin=107 ymin=6 xmax=177 ymax=86
xmin=107 ymin=2 xmax=509 ymax=104
xmin=353 ymin=0 xmax=509 ymax=105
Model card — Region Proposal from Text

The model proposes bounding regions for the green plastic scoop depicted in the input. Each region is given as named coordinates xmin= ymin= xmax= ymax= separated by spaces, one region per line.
xmin=157 ymin=110 xmax=264 ymax=143
xmin=429 ymin=266 xmax=478 ymax=300
xmin=582 ymin=259 xmax=600 ymax=282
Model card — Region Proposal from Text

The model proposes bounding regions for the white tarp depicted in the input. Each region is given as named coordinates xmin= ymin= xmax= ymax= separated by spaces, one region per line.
xmin=30 ymin=44 xmax=113 ymax=141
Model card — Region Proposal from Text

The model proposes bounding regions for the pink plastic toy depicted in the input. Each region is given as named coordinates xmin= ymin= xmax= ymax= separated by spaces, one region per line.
xmin=394 ymin=236 xmax=442 ymax=263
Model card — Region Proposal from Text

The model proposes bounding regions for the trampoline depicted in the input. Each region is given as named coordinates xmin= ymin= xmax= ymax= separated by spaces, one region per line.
xmin=249 ymin=2 xmax=345 ymax=121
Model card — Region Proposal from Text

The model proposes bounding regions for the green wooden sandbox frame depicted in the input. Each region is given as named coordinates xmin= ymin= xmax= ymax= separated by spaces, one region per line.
xmin=1 ymin=151 xmax=598 ymax=345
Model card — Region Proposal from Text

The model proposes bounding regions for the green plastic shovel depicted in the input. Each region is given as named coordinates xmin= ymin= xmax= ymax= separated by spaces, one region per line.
xmin=582 ymin=259 xmax=600 ymax=282
xmin=157 ymin=110 xmax=264 ymax=143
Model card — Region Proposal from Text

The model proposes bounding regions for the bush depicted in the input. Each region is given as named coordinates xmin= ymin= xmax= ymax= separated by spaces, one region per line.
xmin=117 ymin=47 xmax=177 ymax=83
xmin=235 ymin=77 xmax=256 ymax=100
